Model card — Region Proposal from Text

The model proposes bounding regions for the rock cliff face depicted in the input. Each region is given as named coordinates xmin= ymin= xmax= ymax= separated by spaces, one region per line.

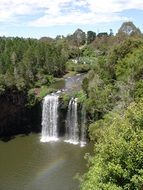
xmin=0 ymin=89 xmax=42 ymax=137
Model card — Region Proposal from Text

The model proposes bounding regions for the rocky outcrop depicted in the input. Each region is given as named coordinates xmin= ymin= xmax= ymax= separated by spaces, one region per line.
xmin=0 ymin=89 xmax=42 ymax=137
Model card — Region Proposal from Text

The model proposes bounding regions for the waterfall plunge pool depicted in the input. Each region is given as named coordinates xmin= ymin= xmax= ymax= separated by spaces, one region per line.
xmin=0 ymin=73 xmax=91 ymax=190
xmin=0 ymin=133 xmax=92 ymax=190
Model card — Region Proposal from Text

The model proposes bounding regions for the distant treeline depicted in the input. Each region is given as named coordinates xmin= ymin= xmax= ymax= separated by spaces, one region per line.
xmin=0 ymin=37 xmax=68 ymax=92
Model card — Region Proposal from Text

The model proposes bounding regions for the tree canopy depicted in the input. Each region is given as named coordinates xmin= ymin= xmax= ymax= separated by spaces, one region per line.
xmin=0 ymin=37 xmax=68 ymax=92
xmin=79 ymin=22 xmax=143 ymax=190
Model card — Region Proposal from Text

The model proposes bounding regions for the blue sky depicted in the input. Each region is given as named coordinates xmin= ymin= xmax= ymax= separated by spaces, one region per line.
xmin=0 ymin=0 xmax=143 ymax=39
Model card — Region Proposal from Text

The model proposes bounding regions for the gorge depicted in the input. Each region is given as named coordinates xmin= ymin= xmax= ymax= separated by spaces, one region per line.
xmin=0 ymin=74 xmax=90 ymax=190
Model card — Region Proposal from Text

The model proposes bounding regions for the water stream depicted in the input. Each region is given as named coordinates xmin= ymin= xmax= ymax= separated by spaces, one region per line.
xmin=80 ymin=105 xmax=87 ymax=147
xmin=40 ymin=74 xmax=87 ymax=145
xmin=64 ymin=98 xmax=79 ymax=145
xmin=40 ymin=94 xmax=59 ymax=142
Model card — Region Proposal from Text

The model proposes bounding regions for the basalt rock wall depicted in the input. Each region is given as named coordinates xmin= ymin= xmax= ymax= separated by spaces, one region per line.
xmin=0 ymin=89 xmax=42 ymax=137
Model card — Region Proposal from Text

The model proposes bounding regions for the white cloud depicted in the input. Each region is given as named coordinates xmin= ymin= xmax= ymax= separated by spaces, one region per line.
xmin=30 ymin=12 xmax=128 ymax=27
xmin=0 ymin=0 xmax=142 ymax=26
xmin=89 ymin=0 xmax=143 ymax=13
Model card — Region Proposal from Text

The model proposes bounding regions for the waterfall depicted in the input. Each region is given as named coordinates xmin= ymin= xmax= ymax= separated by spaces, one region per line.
xmin=40 ymin=93 xmax=87 ymax=146
xmin=40 ymin=94 xmax=59 ymax=142
xmin=64 ymin=98 xmax=79 ymax=145
xmin=80 ymin=105 xmax=87 ymax=147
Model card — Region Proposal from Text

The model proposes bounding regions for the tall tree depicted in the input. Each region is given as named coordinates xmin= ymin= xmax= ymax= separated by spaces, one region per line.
xmin=72 ymin=29 xmax=86 ymax=46
xmin=87 ymin=31 xmax=96 ymax=44
xmin=117 ymin=21 xmax=142 ymax=38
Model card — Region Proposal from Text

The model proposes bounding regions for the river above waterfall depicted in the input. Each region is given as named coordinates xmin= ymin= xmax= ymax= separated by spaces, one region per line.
xmin=51 ymin=73 xmax=86 ymax=93
xmin=0 ymin=134 xmax=92 ymax=190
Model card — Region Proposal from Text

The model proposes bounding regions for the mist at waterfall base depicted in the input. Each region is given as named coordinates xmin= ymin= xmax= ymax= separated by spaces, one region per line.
xmin=40 ymin=94 xmax=87 ymax=147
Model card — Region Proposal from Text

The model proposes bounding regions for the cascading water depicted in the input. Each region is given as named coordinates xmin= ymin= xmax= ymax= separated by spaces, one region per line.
xmin=64 ymin=98 xmax=79 ymax=145
xmin=80 ymin=105 xmax=87 ymax=147
xmin=40 ymin=94 xmax=59 ymax=142
xmin=40 ymin=74 xmax=87 ymax=146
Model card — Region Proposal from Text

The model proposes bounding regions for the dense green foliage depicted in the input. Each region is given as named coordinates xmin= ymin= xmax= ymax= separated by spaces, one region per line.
xmin=1 ymin=22 xmax=143 ymax=189
xmin=81 ymin=100 xmax=143 ymax=190
xmin=87 ymin=31 xmax=96 ymax=44
xmin=80 ymin=22 xmax=143 ymax=190
xmin=0 ymin=37 xmax=68 ymax=93
xmin=81 ymin=38 xmax=143 ymax=119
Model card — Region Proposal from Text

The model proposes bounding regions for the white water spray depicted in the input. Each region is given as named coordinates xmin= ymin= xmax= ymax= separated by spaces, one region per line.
xmin=80 ymin=105 xmax=87 ymax=147
xmin=64 ymin=98 xmax=79 ymax=145
xmin=40 ymin=94 xmax=59 ymax=142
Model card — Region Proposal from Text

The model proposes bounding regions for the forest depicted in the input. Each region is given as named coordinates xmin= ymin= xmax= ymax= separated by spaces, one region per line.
xmin=0 ymin=21 xmax=143 ymax=189
xmin=79 ymin=22 xmax=143 ymax=190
